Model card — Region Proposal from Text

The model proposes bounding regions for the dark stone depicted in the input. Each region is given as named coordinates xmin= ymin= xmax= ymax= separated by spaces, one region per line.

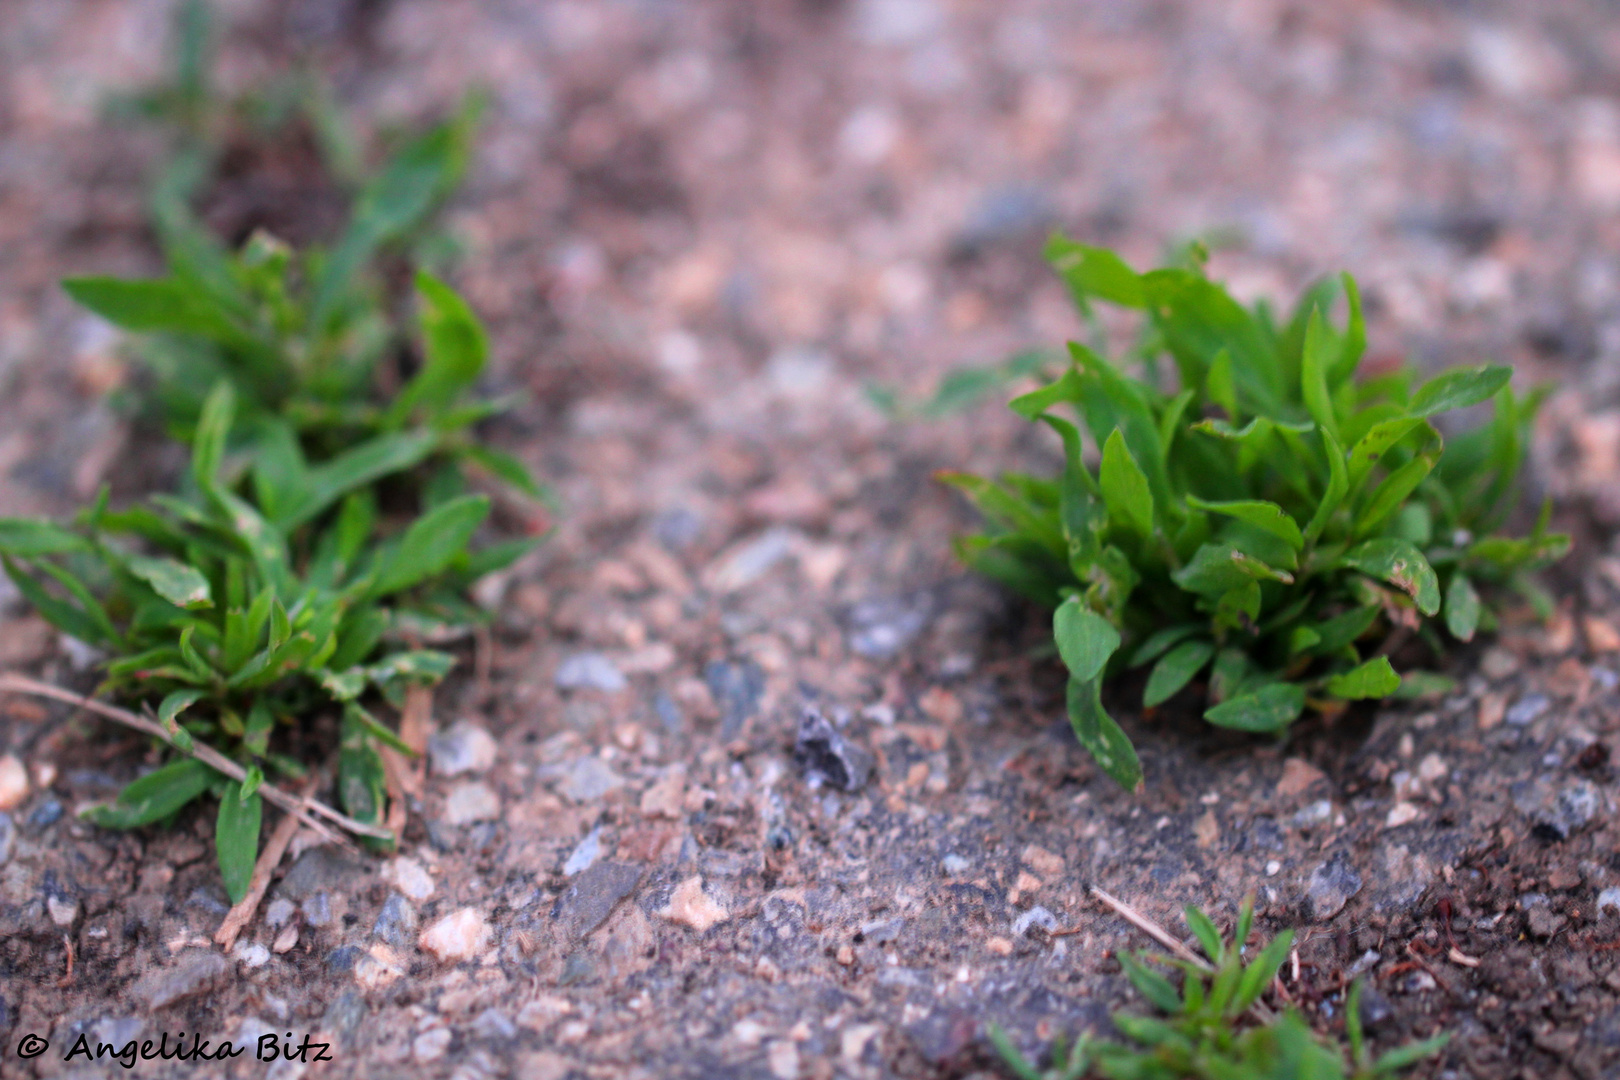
xmin=1306 ymin=853 xmax=1363 ymax=921
xmin=131 ymin=950 xmax=230 ymax=1010
xmin=551 ymin=861 xmax=643 ymax=942
xmin=0 ymin=812 xmax=12 ymax=865
xmin=654 ymin=690 xmax=684 ymax=734
xmin=372 ymin=893 xmax=417 ymax=948
xmin=322 ymin=989 xmax=368 ymax=1049
xmin=705 ymin=660 xmax=765 ymax=741
xmin=1512 ymin=777 xmax=1600 ymax=841
xmin=276 ymin=847 xmax=366 ymax=901
xmin=653 ymin=506 xmax=704 ymax=550
xmin=1357 ymin=986 xmax=1393 ymax=1028
xmin=1238 ymin=816 xmax=1285 ymax=852
xmin=794 ymin=707 xmax=873 ymax=793
xmin=28 ymin=799 xmax=62 ymax=829
xmin=325 ymin=945 xmax=365 ymax=974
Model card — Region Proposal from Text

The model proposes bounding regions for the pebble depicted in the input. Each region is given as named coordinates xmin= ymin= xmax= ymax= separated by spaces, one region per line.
xmin=941 ymin=854 xmax=971 ymax=875
xmin=429 ymin=722 xmax=499 ymax=776
xmin=1481 ymin=646 xmax=1520 ymax=680
xmin=233 ymin=941 xmax=271 ymax=968
xmin=264 ymin=898 xmax=297 ymax=929
xmin=1012 ymin=906 xmax=1058 ymax=937
xmin=706 ymin=528 xmax=796 ymax=592
xmin=704 ymin=660 xmax=765 ymax=741
xmin=1291 ymin=799 xmax=1333 ymax=828
xmin=1506 ymin=693 xmax=1549 ymax=726
xmin=444 ymin=781 xmax=502 ymax=825
xmin=0 ymin=755 xmax=28 ymax=811
xmin=419 ymin=907 xmax=491 ymax=963
xmin=845 ymin=593 xmax=934 ymax=659
xmin=277 ymin=847 xmax=363 ymax=900
xmin=302 ymin=892 xmax=333 ymax=927
xmin=472 ymin=1009 xmax=517 ymax=1041
xmin=1306 ymin=855 xmax=1363 ymax=921
xmin=658 ymin=875 xmax=729 ymax=932
xmin=554 ymin=653 xmax=627 ymax=693
xmin=28 ymin=799 xmax=61 ymax=828
xmin=793 ymin=707 xmax=873 ymax=792
xmin=1596 ymin=887 xmax=1620 ymax=916
xmin=131 ymin=950 xmax=230 ymax=1010
xmin=639 ymin=765 xmax=688 ymax=819
xmin=414 ymin=1026 xmax=453 ymax=1063
xmin=1513 ymin=777 xmax=1600 ymax=840
xmin=562 ymin=825 xmax=604 ymax=876
xmin=384 ymin=857 xmax=435 ymax=901
xmin=559 ymin=758 xmax=625 ymax=803
xmin=552 ymin=861 xmax=643 ymax=942
xmin=373 ymin=893 xmax=418 ymax=948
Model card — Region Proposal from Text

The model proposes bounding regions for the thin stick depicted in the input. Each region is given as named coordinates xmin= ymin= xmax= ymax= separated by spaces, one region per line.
xmin=1090 ymin=886 xmax=1275 ymax=1023
xmin=0 ymin=673 xmax=389 ymax=845
xmin=214 ymin=776 xmax=317 ymax=952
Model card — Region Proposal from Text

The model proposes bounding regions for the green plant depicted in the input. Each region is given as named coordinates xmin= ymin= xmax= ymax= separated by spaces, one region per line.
xmin=947 ymin=236 xmax=1567 ymax=789
xmin=991 ymin=900 xmax=1447 ymax=1080
xmin=0 ymin=383 xmax=531 ymax=900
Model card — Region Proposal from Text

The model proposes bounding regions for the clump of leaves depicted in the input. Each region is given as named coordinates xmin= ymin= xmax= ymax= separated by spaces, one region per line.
xmin=947 ymin=236 xmax=1567 ymax=789
xmin=991 ymin=900 xmax=1447 ymax=1080
xmin=0 ymin=384 xmax=529 ymax=901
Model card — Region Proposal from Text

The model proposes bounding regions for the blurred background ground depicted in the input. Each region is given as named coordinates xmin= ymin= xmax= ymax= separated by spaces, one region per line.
xmin=2 ymin=2 xmax=1620 ymax=1079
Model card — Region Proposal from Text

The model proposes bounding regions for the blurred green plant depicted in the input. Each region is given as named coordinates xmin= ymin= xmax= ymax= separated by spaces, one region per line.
xmin=991 ymin=899 xmax=1447 ymax=1080
xmin=0 ymin=383 xmax=531 ymax=898
xmin=948 ymin=236 xmax=1566 ymax=790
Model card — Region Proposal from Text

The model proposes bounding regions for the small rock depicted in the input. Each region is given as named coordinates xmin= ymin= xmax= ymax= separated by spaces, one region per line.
xmin=1021 ymin=845 xmax=1065 ymax=877
xmin=272 ymin=924 xmax=299 ymax=953
xmin=941 ymin=854 xmax=971 ymax=875
xmin=47 ymin=895 xmax=78 ymax=928
xmin=419 ymin=908 xmax=491 ymax=963
xmin=0 ymin=811 xmax=13 ymax=866
xmin=1013 ymin=906 xmax=1059 ymax=937
xmin=552 ymin=861 xmax=643 ymax=942
xmin=845 ymin=593 xmax=934 ymax=659
xmin=554 ymin=653 xmax=627 ymax=693
xmin=1481 ymin=646 xmax=1520 ymax=681
xmin=28 ymin=799 xmax=61 ymax=828
xmin=131 ymin=950 xmax=230 ymax=1010
xmin=325 ymin=945 xmax=364 ymax=973
xmin=794 ymin=707 xmax=873 ymax=792
xmin=1276 ymin=757 xmax=1326 ymax=799
xmin=562 ymin=825 xmax=603 ymax=876
xmin=264 ymin=898 xmax=297 ymax=929
xmin=373 ymin=893 xmax=417 ymax=948
xmin=277 ymin=847 xmax=364 ymax=901
xmin=659 ymin=875 xmax=729 ymax=932
xmin=302 ymin=892 xmax=333 ymax=927
xmin=233 ymin=941 xmax=270 ymax=968
xmin=1513 ymin=777 xmax=1601 ymax=841
xmin=1385 ymin=803 xmax=1423 ymax=828
xmin=383 ymin=857 xmax=435 ymax=901
xmin=323 ymin=989 xmax=368 ymax=1049
xmin=860 ymin=917 xmax=903 ymax=944
xmin=1291 ymin=799 xmax=1333 ymax=828
xmin=429 ymin=722 xmax=499 ymax=777
xmin=1357 ymin=985 xmax=1394 ymax=1028
xmin=0 ymin=755 xmax=28 ymax=811
xmin=1417 ymin=753 xmax=1448 ymax=783
xmin=705 ymin=528 xmax=797 ymax=592
xmin=1306 ymin=854 xmax=1363 ymax=921
xmin=414 ymin=1026 xmax=453 ymax=1063
xmin=704 ymin=660 xmax=765 ymax=741
xmin=472 ymin=1008 xmax=516 ymax=1041
xmin=1597 ymin=887 xmax=1620 ymax=917
xmin=559 ymin=757 xmax=625 ymax=803
xmin=639 ymin=765 xmax=688 ymax=819
xmin=1527 ymin=903 xmax=1566 ymax=939
xmin=1506 ymin=693 xmax=1549 ymax=726
xmin=444 ymin=781 xmax=502 ymax=825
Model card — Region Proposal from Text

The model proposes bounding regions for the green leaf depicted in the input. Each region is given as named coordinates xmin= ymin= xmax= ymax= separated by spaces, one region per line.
xmin=1393 ymin=671 xmax=1456 ymax=701
xmin=1300 ymin=307 xmax=1337 ymax=440
xmin=1323 ymin=656 xmax=1401 ymax=699
xmin=1127 ymin=624 xmax=1201 ymax=667
xmin=62 ymin=276 xmax=245 ymax=344
xmin=276 ymin=431 xmax=439 ymax=531
xmin=370 ymin=494 xmax=491 ymax=596
xmin=2 ymin=556 xmax=113 ymax=647
xmin=462 ymin=445 xmax=545 ymax=500
xmin=1044 ymin=234 xmax=1145 ymax=308
xmin=124 ymin=555 xmax=213 ymax=610
xmin=1340 ymin=539 xmax=1441 ymax=616
xmin=1100 ymin=428 xmax=1155 ymax=539
xmin=215 ymin=781 xmax=261 ymax=905
xmin=1118 ymin=951 xmax=1183 ymax=1013
xmin=1445 ymin=574 xmax=1480 ymax=642
xmin=191 ymin=380 xmax=235 ymax=493
xmin=1311 ymin=605 xmax=1380 ymax=654
xmin=0 ymin=519 xmax=88 ymax=557
xmin=1304 ymin=425 xmax=1348 ymax=546
xmin=1371 ymin=1033 xmax=1450 ymax=1072
xmin=1053 ymin=598 xmax=1121 ymax=683
xmin=1233 ymin=929 xmax=1294 ymax=1014
xmin=83 ymin=758 xmax=215 ymax=829
xmin=1355 ymin=451 xmax=1437 ymax=538
xmin=1067 ymin=677 xmax=1142 ymax=791
xmin=1204 ymin=683 xmax=1305 ymax=732
xmin=1185 ymin=497 xmax=1303 ymax=550
xmin=1143 ymin=640 xmax=1214 ymax=707
xmin=1184 ymin=906 xmax=1223 ymax=964
xmin=1408 ymin=365 xmax=1512 ymax=418
xmin=1172 ymin=543 xmax=1293 ymax=595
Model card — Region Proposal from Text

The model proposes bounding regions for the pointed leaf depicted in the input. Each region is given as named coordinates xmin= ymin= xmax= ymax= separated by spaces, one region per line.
xmin=83 ymin=758 xmax=215 ymax=829
xmin=1340 ymin=539 xmax=1441 ymax=615
xmin=1053 ymin=598 xmax=1120 ymax=683
xmin=215 ymin=781 xmax=261 ymax=904
xmin=1300 ymin=307 xmax=1337 ymax=439
xmin=1186 ymin=496 xmax=1303 ymax=550
xmin=1100 ymin=429 xmax=1155 ymax=538
xmin=370 ymin=494 xmax=491 ymax=597
xmin=1143 ymin=640 xmax=1214 ymax=707
xmin=1445 ymin=574 xmax=1480 ymax=642
xmin=124 ymin=555 xmax=213 ymax=610
xmin=1067 ymin=677 xmax=1142 ymax=791
xmin=1204 ymin=683 xmax=1305 ymax=732
xmin=1409 ymin=365 xmax=1512 ymax=418
xmin=1184 ymin=906 xmax=1223 ymax=964
xmin=1323 ymin=656 xmax=1401 ymax=700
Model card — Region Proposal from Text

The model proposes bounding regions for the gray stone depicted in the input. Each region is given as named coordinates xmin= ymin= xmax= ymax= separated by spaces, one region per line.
xmin=28 ymin=799 xmax=62 ymax=828
xmin=0 ymin=812 xmax=13 ymax=865
xmin=1356 ymin=986 xmax=1394 ymax=1028
xmin=552 ymin=861 xmax=643 ymax=942
xmin=373 ymin=893 xmax=417 ymax=948
xmin=131 ymin=950 xmax=230 ymax=1010
xmin=559 ymin=758 xmax=624 ymax=803
xmin=302 ymin=892 xmax=333 ymax=927
xmin=1306 ymin=854 xmax=1363 ymax=921
xmin=322 ymin=989 xmax=368 ymax=1049
xmin=1506 ymin=693 xmax=1550 ymax=726
xmin=1013 ymin=906 xmax=1059 ymax=937
xmin=325 ymin=945 xmax=363 ymax=973
xmin=277 ymin=847 xmax=365 ymax=901
xmin=471 ymin=1008 xmax=516 ymax=1042
xmin=1597 ymin=887 xmax=1620 ymax=917
xmin=845 ymin=593 xmax=934 ymax=659
xmin=554 ymin=653 xmax=626 ymax=693
xmin=264 ymin=898 xmax=297 ymax=929
xmin=444 ymin=781 xmax=502 ymax=825
xmin=704 ymin=660 xmax=765 ymax=741
xmin=562 ymin=825 xmax=603 ymax=877
xmin=793 ymin=707 xmax=873 ymax=792
xmin=653 ymin=507 xmax=704 ymax=551
xmin=429 ymin=722 xmax=499 ymax=777
xmin=1513 ymin=777 xmax=1601 ymax=841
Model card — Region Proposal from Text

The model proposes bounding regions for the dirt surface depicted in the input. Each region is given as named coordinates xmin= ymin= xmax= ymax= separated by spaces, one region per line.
xmin=3 ymin=2 xmax=1620 ymax=1078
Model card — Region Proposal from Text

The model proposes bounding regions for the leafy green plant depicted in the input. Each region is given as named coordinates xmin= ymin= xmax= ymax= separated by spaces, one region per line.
xmin=991 ymin=900 xmax=1446 ymax=1079
xmin=0 ymin=383 xmax=530 ymax=900
xmin=947 ymin=236 xmax=1566 ymax=789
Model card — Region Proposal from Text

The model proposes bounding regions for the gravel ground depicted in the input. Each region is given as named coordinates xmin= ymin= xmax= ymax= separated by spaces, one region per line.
xmin=2 ymin=2 xmax=1620 ymax=1079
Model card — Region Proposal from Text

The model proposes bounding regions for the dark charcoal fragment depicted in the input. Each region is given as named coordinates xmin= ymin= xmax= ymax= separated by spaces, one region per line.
xmin=793 ymin=707 xmax=873 ymax=792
